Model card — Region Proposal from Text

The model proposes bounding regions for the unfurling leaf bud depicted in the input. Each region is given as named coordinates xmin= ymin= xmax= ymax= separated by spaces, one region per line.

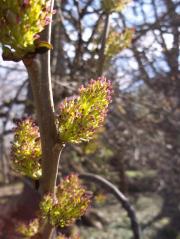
xmin=40 ymin=174 xmax=91 ymax=228
xmin=57 ymin=77 xmax=113 ymax=144
xmin=105 ymin=28 xmax=134 ymax=62
xmin=101 ymin=0 xmax=131 ymax=13
xmin=0 ymin=0 xmax=55 ymax=60
xmin=16 ymin=219 xmax=39 ymax=237
xmin=11 ymin=118 xmax=42 ymax=179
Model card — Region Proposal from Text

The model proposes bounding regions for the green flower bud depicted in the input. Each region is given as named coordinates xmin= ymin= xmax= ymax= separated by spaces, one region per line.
xmin=40 ymin=194 xmax=53 ymax=215
xmin=40 ymin=174 xmax=91 ymax=228
xmin=11 ymin=118 xmax=42 ymax=179
xmin=0 ymin=0 xmax=54 ymax=60
xmin=16 ymin=218 xmax=39 ymax=237
xmin=101 ymin=0 xmax=132 ymax=13
xmin=105 ymin=28 xmax=134 ymax=62
xmin=57 ymin=77 xmax=113 ymax=144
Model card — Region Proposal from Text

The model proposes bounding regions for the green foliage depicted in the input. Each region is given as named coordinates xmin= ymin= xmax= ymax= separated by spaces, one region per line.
xmin=0 ymin=0 xmax=53 ymax=60
xmin=105 ymin=28 xmax=134 ymax=62
xmin=57 ymin=77 xmax=113 ymax=144
xmin=40 ymin=174 xmax=91 ymax=228
xmin=16 ymin=219 xmax=39 ymax=237
xmin=101 ymin=0 xmax=132 ymax=13
xmin=11 ymin=118 xmax=42 ymax=179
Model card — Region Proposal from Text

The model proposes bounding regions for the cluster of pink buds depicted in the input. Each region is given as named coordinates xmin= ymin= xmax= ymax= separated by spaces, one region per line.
xmin=57 ymin=77 xmax=113 ymax=144
xmin=40 ymin=174 xmax=91 ymax=228
xmin=11 ymin=118 xmax=42 ymax=179
xmin=16 ymin=219 xmax=39 ymax=237
xmin=0 ymin=0 xmax=55 ymax=60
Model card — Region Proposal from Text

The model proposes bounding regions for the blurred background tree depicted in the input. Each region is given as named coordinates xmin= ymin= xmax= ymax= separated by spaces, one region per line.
xmin=0 ymin=0 xmax=180 ymax=238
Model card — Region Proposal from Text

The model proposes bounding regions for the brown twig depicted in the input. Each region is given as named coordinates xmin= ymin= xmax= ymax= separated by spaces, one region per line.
xmin=97 ymin=13 xmax=110 ymax=76
xmin=79 ymin=173 xmax=142 ymax=239
xmin=23 ymin=0 xmax=64 ymax=238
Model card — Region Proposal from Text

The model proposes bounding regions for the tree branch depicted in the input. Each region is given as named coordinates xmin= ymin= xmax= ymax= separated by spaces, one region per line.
xmin=97 ymin=13 xmax=110 ymax=76
xmin=79 ymin=173 xmax=141 ymax=239
xmin=23 ymin=1 xmax=64 ymax=238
